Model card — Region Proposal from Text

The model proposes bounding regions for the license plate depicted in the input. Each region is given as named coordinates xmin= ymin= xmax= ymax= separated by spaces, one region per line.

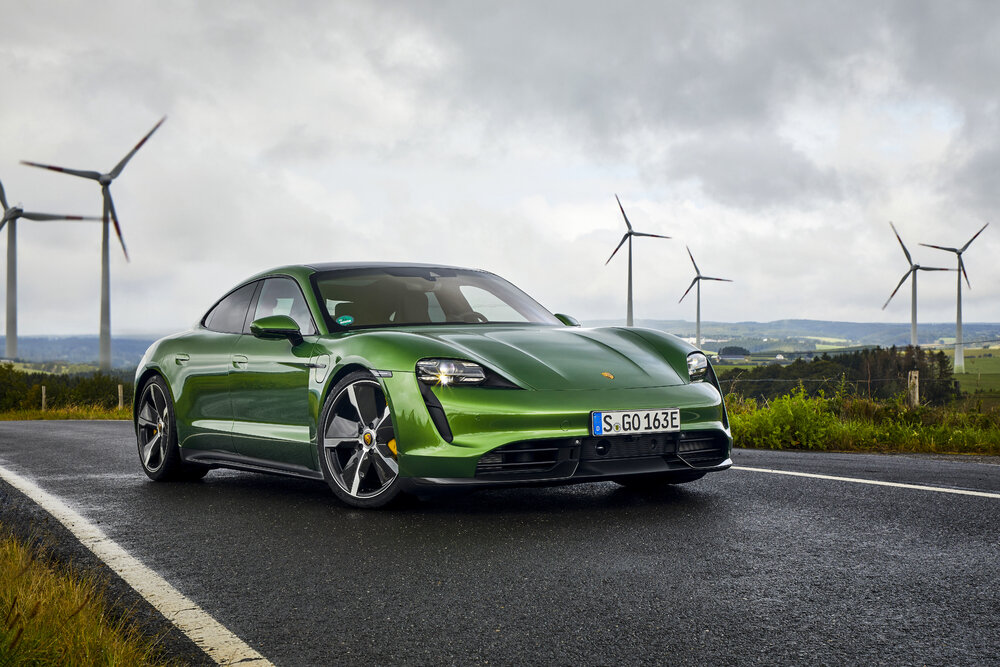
xmin=591 ymin=409 xmax=680 ymax=436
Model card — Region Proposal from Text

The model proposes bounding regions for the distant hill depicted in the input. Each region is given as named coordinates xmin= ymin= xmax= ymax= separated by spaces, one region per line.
xmin=0 ymin=336 xmax=156 ymax=369
xmin=3 ymin=319 xmax=1000 ymax=367
xmin=581 ymin=319 xmax=1000 ymax=351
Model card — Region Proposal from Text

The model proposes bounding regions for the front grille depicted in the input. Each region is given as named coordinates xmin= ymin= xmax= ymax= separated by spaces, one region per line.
xmin=581 ymin=433 xmax=673 ymax=460
xmin=474 ymin=429 xmax=729 ymax=479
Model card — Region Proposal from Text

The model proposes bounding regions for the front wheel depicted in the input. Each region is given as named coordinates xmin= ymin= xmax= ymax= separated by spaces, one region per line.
xmin=318 ymin=371 xmax=403 ymax=508
xmin=136 ymin=375 xmax=208 ymax=481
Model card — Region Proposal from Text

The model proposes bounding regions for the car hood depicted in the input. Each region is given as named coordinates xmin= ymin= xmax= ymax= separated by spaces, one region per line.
xmin=395 ymin=326 xmax=688 ymax=390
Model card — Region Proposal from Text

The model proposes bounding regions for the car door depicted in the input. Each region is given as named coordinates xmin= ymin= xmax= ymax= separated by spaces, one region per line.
xmin=175 ymin=281 xmax=259 ymax=453
xmin=229 ymin=276 xmax=317 ymax=470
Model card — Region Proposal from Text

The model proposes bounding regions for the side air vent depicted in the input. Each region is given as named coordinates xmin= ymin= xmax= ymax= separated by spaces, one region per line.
xmin=475 ymin=440 xmax=580 ymax=477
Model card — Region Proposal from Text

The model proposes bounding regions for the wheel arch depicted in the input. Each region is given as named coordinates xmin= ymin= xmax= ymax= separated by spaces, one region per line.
xmin=318 ymin=362 xmax=374 ymax=414
xmin=133 ymin=367 xmax=169 ymax=425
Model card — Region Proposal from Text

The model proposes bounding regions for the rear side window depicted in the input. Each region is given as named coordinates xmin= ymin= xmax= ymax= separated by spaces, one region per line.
xmin=203 ymin=282 xmax=257 ymax=334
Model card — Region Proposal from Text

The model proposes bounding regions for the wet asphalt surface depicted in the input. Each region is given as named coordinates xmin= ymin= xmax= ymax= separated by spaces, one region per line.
xmin=1 ymin=421 xmax=998 ymax=666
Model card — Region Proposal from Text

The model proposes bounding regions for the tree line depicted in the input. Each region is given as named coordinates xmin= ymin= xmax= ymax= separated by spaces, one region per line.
xmin=717 ymin=346 xmax=956 ymax=405
xmin=0 ymin=363 xmax=133 ymax=411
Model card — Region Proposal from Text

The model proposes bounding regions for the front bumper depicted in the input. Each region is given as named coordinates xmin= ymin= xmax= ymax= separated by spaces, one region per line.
xmin=400 ymin=428 xmax=731 ymax=490
xmin=383 ymin=372 xmax=732 ymax=483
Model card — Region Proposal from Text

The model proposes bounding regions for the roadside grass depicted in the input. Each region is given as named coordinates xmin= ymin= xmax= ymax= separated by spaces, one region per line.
xmin=727 ymin=385 xmax=1000 ymax=456
xmin=0 ymin=525 xmax=178 ymax=666
xmin=0 ymin=405 xmax=131 ymax=421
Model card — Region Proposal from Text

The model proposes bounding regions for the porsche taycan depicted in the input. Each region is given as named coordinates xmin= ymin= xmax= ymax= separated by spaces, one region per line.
xmin=134 ymin=263 xmax=732 ymax=507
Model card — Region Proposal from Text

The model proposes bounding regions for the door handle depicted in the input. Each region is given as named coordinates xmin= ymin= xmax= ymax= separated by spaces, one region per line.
xmin=233 ymin=354 xmax=249 ymax=370
xmin=175 ymin=353 xmax=190 ymax=365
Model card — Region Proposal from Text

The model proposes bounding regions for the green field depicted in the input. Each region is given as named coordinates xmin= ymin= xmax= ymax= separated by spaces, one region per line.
xmin=941 ymin=347 xmax=1000 ymax=395
xmin=10 ymin=361 xmax=100 ymax=375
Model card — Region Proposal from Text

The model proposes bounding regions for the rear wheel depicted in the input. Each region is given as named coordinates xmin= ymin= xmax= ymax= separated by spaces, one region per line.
xmin=136 ymin=375 xmax=208 ymax=481
xmin=614 ymin=470 xmax=706 ymax=489
xmin=318 ymin=371 xmax=402 ymax=509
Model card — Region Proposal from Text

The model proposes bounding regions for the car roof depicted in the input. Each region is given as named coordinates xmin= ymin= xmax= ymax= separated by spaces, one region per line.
xmin=244 ymin=262 xmax=482 ymax=282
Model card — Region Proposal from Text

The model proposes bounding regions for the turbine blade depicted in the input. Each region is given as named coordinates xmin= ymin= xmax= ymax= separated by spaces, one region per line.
xmin=605 ymin=233 xmax=629 ymax=265
xmin=679 ymin=276 xmax=698 ymax=303
xmin=0 ymin=178 xmax=7 ymax=210
xmin=20 ymin=212 xmax=101 ymax=221
xmin=109 ymin=116 xmax=166 ymax=179
xmin=960 ymin=222 xmax=989 ymax=252
xmin=915 ymin=266 xmax=952 ymax=271
xmin=631 ymin=231 xmax=670 ymax=239
xmin=105 ymin=189 xmax=129 ymax=261
xmin=882 ymin=269 xmax=913 ymax=309
xmin=918 ymin=243 xmax=958 ymax=253
xmin=959 ymin=257 xmax=970 ymax=288
xmin=686 ymin=246 xmax=701 ymax=276
xmin=889 ymin=221 xmax=912 ymax=265
xmin=20 ymin=161 xmax=102 ymax=181
xmin=614 ymin=194 xmax=633 ymax=231
xmin=703 ymin=277 xmax=733 ymax=282
xmin=0 ymin=220 xmax=5 ymax=233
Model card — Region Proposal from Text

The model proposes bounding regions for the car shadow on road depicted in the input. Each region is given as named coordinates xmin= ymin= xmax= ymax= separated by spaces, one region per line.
xmin=139 ymin=467 xmax=720 ymax=519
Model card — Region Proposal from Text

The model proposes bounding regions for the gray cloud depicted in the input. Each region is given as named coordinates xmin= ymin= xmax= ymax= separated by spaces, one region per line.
xmin=1 ymin=0 xmax=999 ymax=337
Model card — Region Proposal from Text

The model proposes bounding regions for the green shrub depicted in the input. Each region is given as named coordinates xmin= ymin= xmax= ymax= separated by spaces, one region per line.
xmin=726 ymin=383 xmax=1000 ymax=456
xmin=0 ymin=363 xmax=132 ymax=412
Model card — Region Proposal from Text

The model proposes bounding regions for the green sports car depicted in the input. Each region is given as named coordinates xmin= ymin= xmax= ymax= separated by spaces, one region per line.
xmin=134 ymin=263 xmax=732 ymax=508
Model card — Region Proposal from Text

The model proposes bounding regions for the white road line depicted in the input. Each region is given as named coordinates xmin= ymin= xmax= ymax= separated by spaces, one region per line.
xmin=0 ymin=463 xmax=272 ymax=666
xmin=733 ymin=465 xmax=1000 ymax=499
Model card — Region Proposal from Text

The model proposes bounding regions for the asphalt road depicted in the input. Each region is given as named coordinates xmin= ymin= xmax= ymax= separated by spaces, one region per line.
xmin=1 ymin=421 xmax=998 ymax=666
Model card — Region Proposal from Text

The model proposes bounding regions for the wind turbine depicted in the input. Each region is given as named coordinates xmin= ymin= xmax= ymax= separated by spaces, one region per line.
xmin=679 ymin=246 xmax=732 ymax=349
xmin=1 ymin=179 xmax=99 ymax=360
xmin=605 ymin=194 xmax=670 ymax=326
xmin=21 ymin=116 xmax=166 ymax=370
xmin=881 ymin=222 xmax=952 ymax=348
xmin=920 ymin=223 xmax=989 ymax=373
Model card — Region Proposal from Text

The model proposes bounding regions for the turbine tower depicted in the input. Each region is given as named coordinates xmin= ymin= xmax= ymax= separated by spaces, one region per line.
xmin=920 ymin=223 xmax=989 ymax=373
xmin=679 ymin=246 xmax=732 ymax=349
xmin=606 ymin=194 xmax=670 ymax=326
xmin=1 ymin=179 xmax=98 ymax=360
xmin=22 ymin=117 xmax=166 ymax=370
xmin=881 ymin=222 xmax=951 ymax=347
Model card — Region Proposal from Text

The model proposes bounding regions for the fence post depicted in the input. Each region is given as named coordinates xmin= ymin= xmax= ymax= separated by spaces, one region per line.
xmin=118 ymin=384 xmax=124 ymax=410
xmin=907 ymin=370 xmax=919 ymax=407
xmin=41 ymin=385 xmax=46 ymax=412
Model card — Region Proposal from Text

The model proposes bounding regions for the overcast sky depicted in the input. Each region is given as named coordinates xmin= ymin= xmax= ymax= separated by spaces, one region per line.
xmin=1 ymin=0 xmax=998 ymax=337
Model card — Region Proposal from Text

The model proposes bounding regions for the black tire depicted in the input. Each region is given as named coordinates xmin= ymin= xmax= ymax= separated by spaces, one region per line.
xmin=135 ymin=375 xmax=209 ymax=481
xmin=614 ymin=470 xmax=706 ymax=489
xmin=317 ymin=371 xmax=403 ymax=509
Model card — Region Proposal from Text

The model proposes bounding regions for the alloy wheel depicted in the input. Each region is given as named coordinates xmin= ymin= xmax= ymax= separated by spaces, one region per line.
xmin=322 ymin=378 xmax=398 ymax=499
xmin=137 ymin=381 xmax=170 ymax=473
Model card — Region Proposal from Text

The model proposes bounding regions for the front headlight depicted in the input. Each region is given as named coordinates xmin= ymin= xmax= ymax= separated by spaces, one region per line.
xmin=687 ymin=352 xmax=709 ymax=383
xmin=416 ymin=359 xmax=487 ymax=386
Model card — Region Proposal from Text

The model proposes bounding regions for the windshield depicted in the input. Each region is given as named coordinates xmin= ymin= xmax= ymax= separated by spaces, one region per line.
xmin=310 ymin=267 xmax=561 ymax=330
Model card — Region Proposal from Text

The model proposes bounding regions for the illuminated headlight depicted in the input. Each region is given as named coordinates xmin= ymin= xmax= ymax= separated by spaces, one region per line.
xmin=687 ymin=352 xmax=709 ymax=383
xmin=416 ymin=359 xmax=487 ymax=386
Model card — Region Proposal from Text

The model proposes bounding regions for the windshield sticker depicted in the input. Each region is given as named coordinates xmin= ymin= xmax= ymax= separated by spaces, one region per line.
xmin=336 ymin=315 xmax=354 ymax=326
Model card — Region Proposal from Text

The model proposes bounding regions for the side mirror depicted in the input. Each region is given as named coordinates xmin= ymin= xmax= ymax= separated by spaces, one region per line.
xmin=250 ymin=315 xmax=304 ymax=346
xmin=554 ymin=313 xmax=581 ymax=327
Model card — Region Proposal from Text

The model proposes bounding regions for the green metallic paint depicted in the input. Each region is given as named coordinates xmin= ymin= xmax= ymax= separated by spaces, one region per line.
xmin=135 ymin=264 xmax=732 ymax=484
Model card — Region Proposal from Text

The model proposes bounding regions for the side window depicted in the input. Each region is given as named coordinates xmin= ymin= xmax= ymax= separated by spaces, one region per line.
xmin=203 ymin=283 xmax=257 ymax=334
xmin=253 ymin=278 xmax=317 ymax=335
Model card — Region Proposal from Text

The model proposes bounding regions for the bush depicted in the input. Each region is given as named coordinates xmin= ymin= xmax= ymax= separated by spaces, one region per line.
xmin=726 ymin=383 xmax=1000 ymax=455
xmin=0 ymin=363 xmax=132 ymax=412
